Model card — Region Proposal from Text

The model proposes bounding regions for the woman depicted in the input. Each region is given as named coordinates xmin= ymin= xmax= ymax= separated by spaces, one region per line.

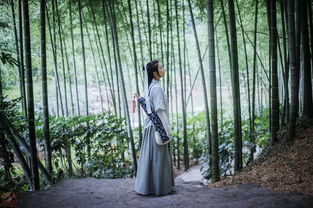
xmin=134 ymin=60 xmax=175 ymax=196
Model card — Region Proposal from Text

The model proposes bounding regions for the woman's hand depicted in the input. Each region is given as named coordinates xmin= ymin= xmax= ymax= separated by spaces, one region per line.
xmin=134 ymin=93 xmax=140 ymax=99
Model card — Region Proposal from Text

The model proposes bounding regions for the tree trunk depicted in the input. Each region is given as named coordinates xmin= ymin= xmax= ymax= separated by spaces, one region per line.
xmin=251 ymin=0 xmax=258 ymax=163
xmin=207 ymin=0 xmax=220 ymax=182
xmin=51 ymin=0 xmax=65 ymax=117
xmin=69 ymin=1 xmax=80 ymax=115
xmin=215 ymin=32 xmax=223 ymax=131
xmin=40 ymin=0 xmax=52 ymax=175
xmin=107 ymin=0 xmax=137 ymax=175
xmin=235 ymin=0 xmax=251 ymax=130
xmin=134 ymin=0 xmax=144 ymax=84
xmin=78 ymin=0 xmax=89 ymax=117
xmin=78 ymin=0 xmax=91 ymax=164
xmin=187 ymin=0 xmax=211 ymax=169
xmin=46 ymin=2 xmax=64 ymax=117
xmin=287 ymin=0 xmax=299 ymax=141
xmin=127 ymin=0 xmax=143 ymax=150
xmin=280 ymin=0 xmax=289 ymax=127
xmin=89 ymin=1 xmax=115 ymax=110
xmin=228 ymin=0 xmax=242 ymax=171
xmin=18 ymin=0 xmax=27 ymax=118
xmin=146 ymin=0 xmax=152 ymax=60
xmin=220 ymin=0 xmax=232 ymax=73
xmin=11 ymin=0 xmax=25 ymax=116
xmin=23 ymin=0 xmax=40 ymax=191
xmin=102 ymin=0 xmax=118 ymax=116
xmin=308 ymin=3 xmax=313 ymax=78
xmin=270 ymin=0 xmax=279 ymax=144
xmin=301 ymin=0 xmax=313 ymax=118
xmin=176 ymin=0 xmax=189 ymax=171
xmin=83 ymin=12 xmax=104 ymax=113
xmin=55 ymin=0 xmax=69 ymax=117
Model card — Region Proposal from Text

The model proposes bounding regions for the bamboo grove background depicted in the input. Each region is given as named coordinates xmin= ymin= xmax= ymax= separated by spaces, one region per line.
xmin=0 ymin=0 xmax=312 ymax=191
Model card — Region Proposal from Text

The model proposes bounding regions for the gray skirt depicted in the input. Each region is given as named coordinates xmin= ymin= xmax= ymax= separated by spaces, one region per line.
xmin=135 ymin=124 xmax=174 ymax=196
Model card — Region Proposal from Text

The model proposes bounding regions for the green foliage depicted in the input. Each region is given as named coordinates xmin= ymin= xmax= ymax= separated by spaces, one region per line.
xmin=0 ymin=165 xmax=30 ymax=193
xmin=172 ymin=109 xmax=270 ymax=182
xmin=172 ymin=112 xmax=208 ymax=161
xmin=35 ymin=112 xmax=133 ymax=179
xmin=0 ymin=96 xmax=21 ymax=118
xmin=0 ymin=97 xmax=29 ymax=193
xmin=0 ymin=96 xmax=27 ymax=133
xmin=0 ymin=97 xmax=133 ymax=192
xmin=0 ymin=51 xmax=18 ymax=66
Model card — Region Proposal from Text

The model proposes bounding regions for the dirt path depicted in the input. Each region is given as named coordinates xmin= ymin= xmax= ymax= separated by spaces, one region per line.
xmin=17 ymin=176 xmax=313 ymax=208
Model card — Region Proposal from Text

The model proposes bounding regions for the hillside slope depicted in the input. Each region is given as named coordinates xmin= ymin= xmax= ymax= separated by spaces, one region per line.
xmin=210 ymin=118 xmax=313 ymax=196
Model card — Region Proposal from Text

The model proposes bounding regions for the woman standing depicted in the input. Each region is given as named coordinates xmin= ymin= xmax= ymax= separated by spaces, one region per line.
xmin=134 ymin=60 xmax=175 ymax=196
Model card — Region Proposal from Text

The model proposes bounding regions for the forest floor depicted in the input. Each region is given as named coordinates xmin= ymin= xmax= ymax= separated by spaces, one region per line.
xmin=17 ymin=176 xmax=313 ymax=208
xmin=210 ymin=118 xmax=313 ymax=197
xmin=16 ymin=119 xmax=313 ymax=208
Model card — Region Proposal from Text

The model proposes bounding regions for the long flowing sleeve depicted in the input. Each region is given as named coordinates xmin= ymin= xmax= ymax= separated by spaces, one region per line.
xmin=150 ymin=84 xmax=172 ymax=138
xmin=156 ymin=109 xmax=172 ymax=139
xmin=137 ymin=97 xmax=170 ymax=142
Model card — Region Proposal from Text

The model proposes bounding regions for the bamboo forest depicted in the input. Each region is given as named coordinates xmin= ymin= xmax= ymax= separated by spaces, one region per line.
xmin=0 ymin=0 xmax=313 ymax=207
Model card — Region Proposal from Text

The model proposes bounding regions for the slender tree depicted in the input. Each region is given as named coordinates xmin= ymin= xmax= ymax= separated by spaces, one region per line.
xmin=166 ymin=0 xmax=170 ymax=99
xmin=176 ymin=0 xmax=189 ymax=170
xmin=60 ymin=24 xmax=74 ymax=117
xmin=107 ymin=0 xmax=137 ymax=174
xmin=146 ymin=0 xmax=152 ymax=60
xmin=308 ymin=3 xmax=313 ymax=74
xmin=251 ymin=0 xmax=259 ymax=163
xmin=287 ymin=0 xmax=298 ymax=141
xmin=78 ymin=0 xmax=91 ymax=163
xmin=187 ymin=0 xmax=211 ymax=168
xmin=18 ymin=0 xmax=27 ymax=118
xmin=270 ymin=0 xmax=279 ymax=144
xmin=215 ymin=32 xmax=223 ymax=131
xmin=228 ymin=0 xmax=242 ymax=171
xmin=220 ymin=0 xmax=232 ymax=73
xmin=235 ymin=0 xmax=251 ymax=129
xmin=10 ymin=0 xmax=24 ymax=114
xmin=301 ymin=0 xmax=313 ymax=118
xmin=127 ymin=0 xmax=143 ymax=149
xmin=89 ymin=1 xmax=115 ymax=109
xmin=23 ymin=0 xmax=40 ymax=190
xmin=207 ymin=0 xmax=220 ymax=182
xmin=40 ymin=0 xmax=52 ymax=175
xmin=156 ymin=0 xmax=164 ymax=64
xmin=55 ymin=0 xmax=69 ymax=117
xmin=51 ymin=0 xmax=65 ymax=117
xmin=102 ymin=0 xmax=117 ymax=115
xmin=46 ymin=2 xmax=64 ymax=117
xmin=82 ymin=11 xmax=104 ymax=113
xmin=280 ymin=0 xmax=289 ymax=126
xmin=78 ymin=0 xmax=88 ymax=116
xmin=69 ymin=0 xmax=80 ymax=115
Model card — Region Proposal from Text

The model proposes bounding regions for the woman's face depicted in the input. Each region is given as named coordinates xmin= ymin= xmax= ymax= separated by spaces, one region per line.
xmin=153 ymin=63 xmax=165 ymax=80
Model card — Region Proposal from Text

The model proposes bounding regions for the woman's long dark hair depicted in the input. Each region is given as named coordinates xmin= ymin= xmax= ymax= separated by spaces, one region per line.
xmin=143 ymin=60 xmax=159 ymax=87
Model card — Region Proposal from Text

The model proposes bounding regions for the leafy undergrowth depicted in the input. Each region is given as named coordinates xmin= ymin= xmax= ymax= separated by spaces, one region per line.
xmin=209 ymin=118 xmax=313 ymax=196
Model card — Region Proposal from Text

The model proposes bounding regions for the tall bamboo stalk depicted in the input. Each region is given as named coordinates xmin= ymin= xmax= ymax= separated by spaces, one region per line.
xmin=228 ymin=0 xmax=242 ymax=171
xmin=23 ymin=0 xmax=40 ymax=191
xmin=207 ymin=0 xmax=220 ymax=182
